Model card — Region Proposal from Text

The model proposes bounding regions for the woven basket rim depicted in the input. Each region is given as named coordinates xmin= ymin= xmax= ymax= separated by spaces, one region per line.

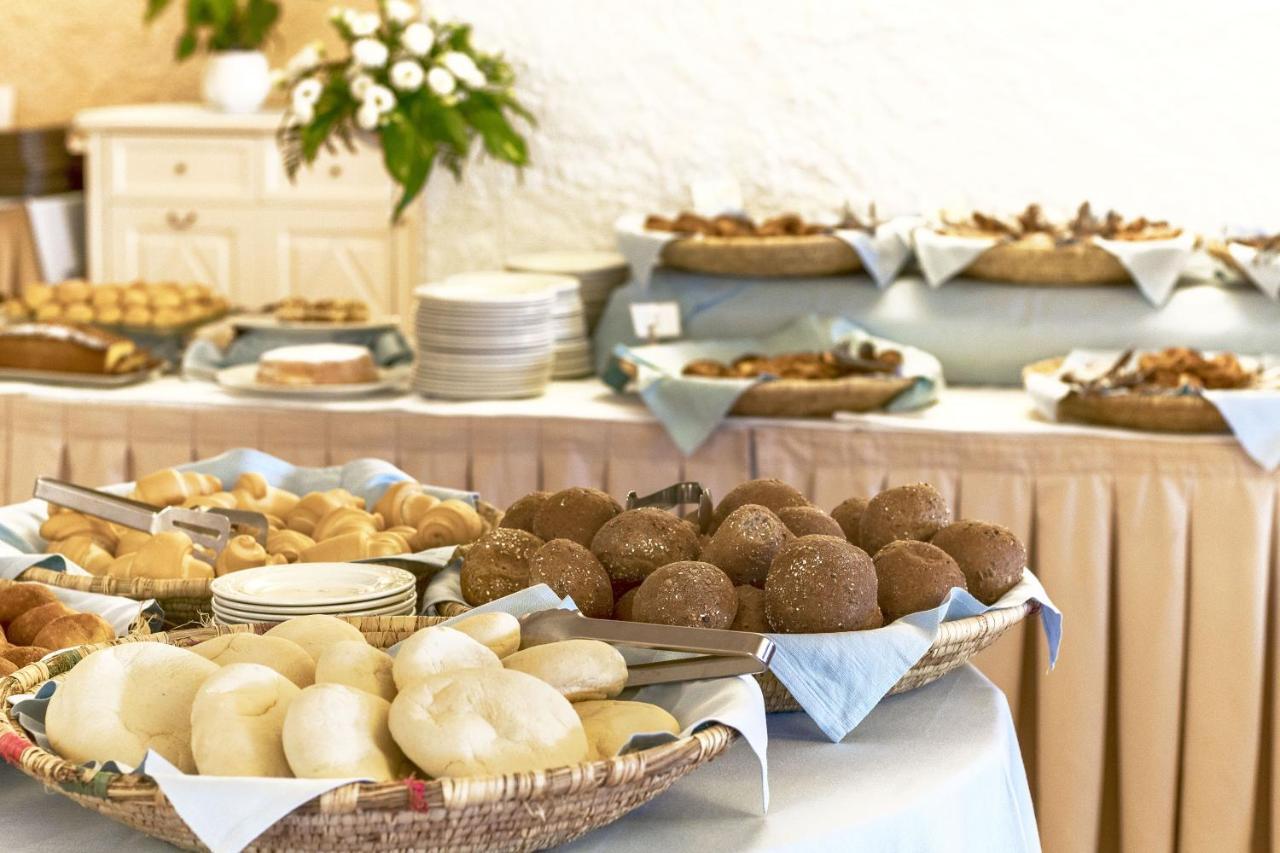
xmin=659 ymin=232 xmax=861 ymax=277
xmin=962 ymin=237 xmax=1132 ymax=286
xmin=0 ymin=617 xmax=735 ymax=817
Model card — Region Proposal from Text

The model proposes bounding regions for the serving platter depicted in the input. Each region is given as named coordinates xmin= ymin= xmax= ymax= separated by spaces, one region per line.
xmin=216 ymin=363 xmax=408 ymax=398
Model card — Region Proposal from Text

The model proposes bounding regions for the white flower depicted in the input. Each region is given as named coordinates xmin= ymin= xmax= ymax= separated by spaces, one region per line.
xmin=348 ymin=73 xmax=375 ymax=100
xmin=343 ymin=10 xmax=381 ymax=37
xmin=401 ymin=21 xmax=434 ymax=56
xmin=291 ymin=77 xmax=323 ymax=109
xmin=356 ymin=101 xmax=381 ymax=130
xmin=366 ymin=84 xmax=397 ymax=113
xmin=352 ymin=38 xmax=390 ymax=68
xmin=390 ymin=60 xmax=425 ymax=92
xmin=286 ymin=42 xmax=323 ymax=76
xmin=442 ymin=51 xmax=485 ymax=87
xmin=291 ymin=101 xmax=315 ymax=126
xmin=426 ymin=66 xmax=456 ymax=96
xmin=384 ymin=0 xmax=418 ymax=24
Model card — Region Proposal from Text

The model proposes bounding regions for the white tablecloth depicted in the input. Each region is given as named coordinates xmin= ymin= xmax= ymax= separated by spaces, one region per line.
xmin=0 ymin=666 xmax=1037 ymax=852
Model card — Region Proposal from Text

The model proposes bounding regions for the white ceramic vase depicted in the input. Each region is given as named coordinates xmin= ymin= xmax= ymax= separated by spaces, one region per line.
xmin=202 ymin=50 xmax=271 ymax=113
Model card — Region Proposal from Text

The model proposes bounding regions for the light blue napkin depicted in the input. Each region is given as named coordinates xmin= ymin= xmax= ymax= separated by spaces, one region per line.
xmin=767 ymin=569 xmax=1060 ymax=742
xmin=608 ymin=314 xmax=943 ymax=454
xmin=182 ymin=327 xmax=413 ymax=381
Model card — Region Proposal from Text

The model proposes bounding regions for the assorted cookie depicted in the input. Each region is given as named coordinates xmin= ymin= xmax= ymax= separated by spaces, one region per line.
xmin=6 ymin=280 xmax=226 ymax=329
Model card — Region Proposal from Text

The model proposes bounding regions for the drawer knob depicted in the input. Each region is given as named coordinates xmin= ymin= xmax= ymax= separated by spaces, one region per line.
xmin=173 ymin=161 xmax=188 ymax=176
xmin=329 ymin=164 xmax=343 ymax=178
xmin=165 ymin=210 xmax=198 ymax=230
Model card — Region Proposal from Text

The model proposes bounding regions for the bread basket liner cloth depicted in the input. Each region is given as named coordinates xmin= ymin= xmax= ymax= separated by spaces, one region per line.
xmin=1026 ymin=348 xmax=1280 ymax=469
xmin=9 ymin=584 xmax=770 ymax=853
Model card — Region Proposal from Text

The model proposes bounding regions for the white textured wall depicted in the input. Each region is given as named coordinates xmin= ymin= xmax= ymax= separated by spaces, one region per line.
xmin=421 ymin=0 xmax=1280 ymax=279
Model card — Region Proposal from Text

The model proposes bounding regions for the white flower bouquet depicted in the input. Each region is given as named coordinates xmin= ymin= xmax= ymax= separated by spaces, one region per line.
xmin=277 ymin=1 xmax=533 ymax=220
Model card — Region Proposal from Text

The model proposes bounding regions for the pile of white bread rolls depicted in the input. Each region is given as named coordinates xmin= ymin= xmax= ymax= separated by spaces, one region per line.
xmin=44 ymin=613 xmax=681 ymax=779
xmin=39 ymin=469 xmax=491 ymax=580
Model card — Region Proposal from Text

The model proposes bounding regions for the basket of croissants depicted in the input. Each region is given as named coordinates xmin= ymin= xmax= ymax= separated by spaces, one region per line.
xmin=20 ymin=467 xmax=498 ymax=627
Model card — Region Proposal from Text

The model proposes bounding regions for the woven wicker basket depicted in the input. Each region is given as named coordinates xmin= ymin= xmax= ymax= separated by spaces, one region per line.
xmin=964 ymin=239 xmax=1131 ymax=286
xmin=0 ymin=616 xmax=735 ymax=852
xmin=729 ymin=375 xmax=915 ymax=417
xmin=1023 ymin=357 xmax=1230 ymax=433
xmin=661 ymin=234 xmax=861 ymax=278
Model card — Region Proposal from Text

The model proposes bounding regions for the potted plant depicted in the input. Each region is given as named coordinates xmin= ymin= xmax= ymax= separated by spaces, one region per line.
xmin=145 ymin=0 xmax=281 ymax=113
xmin=276 ymin=1 xmax=534 ymax=220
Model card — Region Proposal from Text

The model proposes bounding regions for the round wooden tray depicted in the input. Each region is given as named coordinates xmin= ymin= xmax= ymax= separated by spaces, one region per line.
xmin=661 ymin=234 xmax=861 ymax=278
xmin=0 ymin=619 xmax=735 ymax=852
xmin=1023 ymin=356 xmax=1230 ymax=433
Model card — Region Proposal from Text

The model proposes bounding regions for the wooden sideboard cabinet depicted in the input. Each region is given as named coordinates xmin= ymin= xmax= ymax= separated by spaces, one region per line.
xmin=73 ymin=103 xmax=419 ymax=314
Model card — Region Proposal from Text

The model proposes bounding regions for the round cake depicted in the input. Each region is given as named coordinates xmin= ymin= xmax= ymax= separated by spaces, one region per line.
xmin=630 ymin=561 xmax=737 ymax=629
xmin=255 ymin=344 xmax=378 ymax=387
xmin=859 ymin=483 xmax=952 ymax=556
xmin=873 ymin=539 xmax=968 ymax=622
xmin=589 ymin=508 xmax=700 ymax=584
xmin=930 ymin=520 xmax=1026 ymax=604
xmin=699 ymin=504 xmax=791 ymax=587
xmin=764 ymin=535 xmax=877 ymax=633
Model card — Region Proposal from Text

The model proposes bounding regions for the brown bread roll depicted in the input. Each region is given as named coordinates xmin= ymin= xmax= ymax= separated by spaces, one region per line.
xmin=764 ymin=535 xmax=877 ymax=633
xmin=631 ymin=561 xmax=737 ymax=629
xmin=7 ymin=601 xmax=73 ymax=646
xmin=711 ymin=478 xmax=809 ymax=532
xmin=1 ymin=645 xmax=51 ymax=668
xmin=0 ymin=582 xmax=58 ymax=625
xmin=500 ymin=491 xmax=551 ymax=533
xmin=777 ymin=505 xmax=845 ymax=539
xmin=531 ymin=487 xmax=621 ymax=547
xmin=730 ymin=585 xmax=769 ymax=632
xmin=699 ymin=504 xmax=791 ymax=587
xmin=873 ymin=540 xmax=968 ymax=623
xmin=930 ymin=520 xmax=1026 ymax=605
xmin=460 ymin=528 xmax=544 ymax=605
xmin=528 ymin=539 xmax=614 ymax=618
xmin=830 ymin=496 xmax=868 ymax=546
xmin=33 ymin=613 xmax=115 ymax=650
xmin=589 ymin=508 xmax=700 ymax=585
xmin=859 ymin=483 xmax=952 ymax=556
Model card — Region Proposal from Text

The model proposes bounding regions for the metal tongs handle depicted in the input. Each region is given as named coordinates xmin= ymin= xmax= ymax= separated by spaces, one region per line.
xmin=626 ymin=482 xmax=714 ymax=534
xmin=34 ymin=478 xmax=164 ymax=532
xmin=519 ymin=609 xmax=774 ymax=688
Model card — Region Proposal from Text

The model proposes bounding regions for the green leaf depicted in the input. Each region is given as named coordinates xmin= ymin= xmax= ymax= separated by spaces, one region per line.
xmin=144 ymin=0 xmax=173 ymax=22
xmin=459 ymin=94 xmax=528 ymax=165
xmin=176 ymin=29 xmax=199 ymax=59
xmin=241 ymin=0 xmax=280 ymax=49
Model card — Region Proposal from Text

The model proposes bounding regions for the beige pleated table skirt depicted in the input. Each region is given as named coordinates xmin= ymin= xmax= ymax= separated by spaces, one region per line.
xmin=0 ymin=377 xmax=1273 ymax=853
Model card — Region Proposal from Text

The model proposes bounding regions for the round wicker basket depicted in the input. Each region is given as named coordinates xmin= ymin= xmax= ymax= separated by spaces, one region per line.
xmin=1023 ymin=357 xmax=1230 ymax=433
xmin=435 ymin=601 xmax=1035 ymax=713
xmin=964 ymin=239 xmax=1131 ymax=286
xmin=0 ymin=617 xmax=735 ymax=852
xmin=729 ymin=375 xmax=915 ymax=417
xmin=661 ymin=234 xmax=861 ymax=278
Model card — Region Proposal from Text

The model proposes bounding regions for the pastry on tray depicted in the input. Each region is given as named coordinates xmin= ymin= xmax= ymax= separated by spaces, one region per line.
xmin=0 ymin=323 xmax=155 ymax=375
xmin=5 ymin=280 xmax=227 ymax=331
xmin=681 ymin=342 xmax=904 ymax=380
xmin=640 ymin=209 xmax=862 ymax=277
xmin=255 ymin=343 xmax=379 ymax=387
xmin=934 ymin=202 xmax=1183 ymax=285
xmin=265 ymin=297 xmax=371 ymax=324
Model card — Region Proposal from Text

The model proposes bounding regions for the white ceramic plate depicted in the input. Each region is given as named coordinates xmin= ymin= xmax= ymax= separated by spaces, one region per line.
xmin=231 ymin=314 xmax=401 ymax=332
xmin=505 ymin=251 xmax=628 ymax=276
xmin=213 ymin=587 xmax=416 ymax=616
xmin=216 ymin=364 xmax=408 ymax=398
xmin=415 ymin=278 xmax=559 ymax=305
xmin=212 ymin=592 xmax=417 ymax=621
xmin=212 ymin=600 xmax=417 ymax=625
xmin=211 ymin=562 xmax=417 ymax=607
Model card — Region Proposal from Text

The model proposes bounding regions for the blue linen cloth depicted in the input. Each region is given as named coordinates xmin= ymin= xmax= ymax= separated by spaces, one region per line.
xmin=607 ymin=314 xmax=943 ymax=454
xmin=182 ymin=326 xmax=413 ymax=380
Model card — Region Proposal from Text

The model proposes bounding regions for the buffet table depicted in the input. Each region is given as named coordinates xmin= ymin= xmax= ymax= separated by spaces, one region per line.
xmin=0 ymin=375 xmax=1274 ymax=852
xmin=0 ymin=666 xmax=1038 ymax=852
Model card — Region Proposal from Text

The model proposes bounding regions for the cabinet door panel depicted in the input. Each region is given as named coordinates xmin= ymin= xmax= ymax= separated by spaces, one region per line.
xmin=108 ymin=206 xmax=249 ymax=296
xmin=268 ymin=213 xmax=397 ymax=313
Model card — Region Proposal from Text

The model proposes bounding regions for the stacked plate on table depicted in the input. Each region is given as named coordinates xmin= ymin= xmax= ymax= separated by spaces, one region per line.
xmin=547 ymin=277 xmax=594 ymax=379
xmin=505 ymin=251 xmax=630 ymax=334
xmin=412 ymin=272 xmax=559 ymax=399
xmin=209 ymin=562 xmax=418 ymax=625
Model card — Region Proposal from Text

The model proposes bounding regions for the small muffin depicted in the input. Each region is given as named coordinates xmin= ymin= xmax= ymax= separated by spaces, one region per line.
xmin=711 ymin=479 xmax=810 ymax=532
xmin=699 ymin=504 xmax=791 ymax=587
xmin=764 ymin=535 xmax=877 ymax=633
xmin=590 ymin=508 xmax=700 ymax=585
xmin=460 ymin=528 xmax=544 ymax=606
xmin=528 ymin=539 xmax=614 ymax=618
xmin=776 ymin=506 xmax=844 ymax=539
xmin=830 ymin=496 xmax=868 ymax=546
xmin=500 ymin=491 xmax=552 ymax=533
xmin=873 ymin=540 xmax=968 ymax=623
xmin=930 ymin=520 xmax=1026 ymax=604
xmin=859 ymin=483 xmax=952 ymax=556
xmin=613 ymin=588 xmax=639 ymax=621
xmin=730 ymin=585 xmax=769 ymax=633
xmin=532 ymin=487 xmax=621 ymax=547
xmin=631 ymin=561 xmax=737 ymax=629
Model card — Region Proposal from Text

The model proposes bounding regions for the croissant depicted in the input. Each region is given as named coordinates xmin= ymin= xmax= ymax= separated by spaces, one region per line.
xmin=230 ymin=472 xmax=300 ymax=519
xmin=106 ymin=531 xmax=213 ymax=580
xmin=373 ymin=481 xmax=420 ymax=527
xmin=214 ymin=534 xmax=286 ymax=576
xmin=366 ymin=531 xmax=411 ymax=558
xmin=114 ymin=529 xmax=152 ymax=557
xmin=312 ymin=506 xmax=384 ymax=541
xmin=266 ymin=529 xmax=315 ymax=562
xmin=412 ymin=500 xmax=484 ymax=550
xmin=286 ymin=489 xmax=364 ymax=536
xmin=299 ymin=531 xmax=371 ymax=562
xmin=132 ymin=469 xmax=222 ymax=507
xmin=39 ymin=512 xmax=117 ymax=551
xmin=48 ymin=535 xmax=114 ymax=576
xmin=182 ymin=491 xmax=238 ymax=510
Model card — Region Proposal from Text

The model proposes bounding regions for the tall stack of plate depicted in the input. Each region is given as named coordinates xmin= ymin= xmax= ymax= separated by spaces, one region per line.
xmin=505 ymin=251 xmax=631 ymax=334
xmin=547 ymin=277 xmax=593 ymax=379
xmin=413 ymin=273 xmax=558 ymax=399
xmin=209 ymin=563 xmax=418 ymax=625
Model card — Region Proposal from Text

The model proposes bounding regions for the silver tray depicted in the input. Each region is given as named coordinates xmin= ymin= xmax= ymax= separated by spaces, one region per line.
xmin=0 ymin=365 xmax=160 ymax=387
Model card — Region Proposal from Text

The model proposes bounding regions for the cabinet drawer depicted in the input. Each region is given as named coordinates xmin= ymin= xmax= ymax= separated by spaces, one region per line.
xmin=108 ymin=135 xmax=257 ymax=200
xmin=260 ymin=139 xmax=393 ymax=204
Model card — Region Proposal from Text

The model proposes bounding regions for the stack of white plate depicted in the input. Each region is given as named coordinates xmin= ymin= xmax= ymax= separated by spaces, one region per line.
xmin=505 ymin=251 xmax=630 ymax=334
xmin=547 ymin=277 xmax=593 ymax=379
xmin=209 ymin=563 xmax=418 ymax=625
xmin=413 ymin=272 xmax=561 ymax=400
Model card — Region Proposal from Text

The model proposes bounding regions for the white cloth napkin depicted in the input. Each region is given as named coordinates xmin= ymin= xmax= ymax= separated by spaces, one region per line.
xmin=911 ymin=227 xmax=995 ymax=287
xmin=614 ymin=212 xmax=673 ymax=291
xmin=832 ymin=216 xmax=919 ymax=288
xmin=1224 ymin=242 xmax=1280 ymax=300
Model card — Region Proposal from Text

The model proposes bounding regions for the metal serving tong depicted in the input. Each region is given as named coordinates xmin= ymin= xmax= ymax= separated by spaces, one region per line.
xmin=626 ymin=481 xmax=714 ymax=534
xmin=520 ymin=608 xmax=773 ymax=687
xmin=34 ymin=476 xmax=269 ymax=564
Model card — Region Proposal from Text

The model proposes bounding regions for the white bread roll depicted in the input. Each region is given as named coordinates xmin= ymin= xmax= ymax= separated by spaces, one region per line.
xmin=449 ymin=611 xmax=521 ymax=658
xmin=191 ymin=663 xmax=299 ymax=777
xmin=315 ymin=640 xmax=396 ymax=701
xmin=573 ymin=700 xmax=681 ymax=760
xmin=190 ymin=633 xmax=316 ymax=688
xmin=263 ymin=615 xmax=366 ymax=663
xmin=282 ymin=683 xmax=406 ymax=781
xmin=391 ymin=625 xmax=500 ymax=690
xmin=389 ymin=668 xmax=588 ymax=777
xmin=502 ymin=639 xmax=628 ymax=702
xmin=46 ymin=644 xmax=217 ymax=772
